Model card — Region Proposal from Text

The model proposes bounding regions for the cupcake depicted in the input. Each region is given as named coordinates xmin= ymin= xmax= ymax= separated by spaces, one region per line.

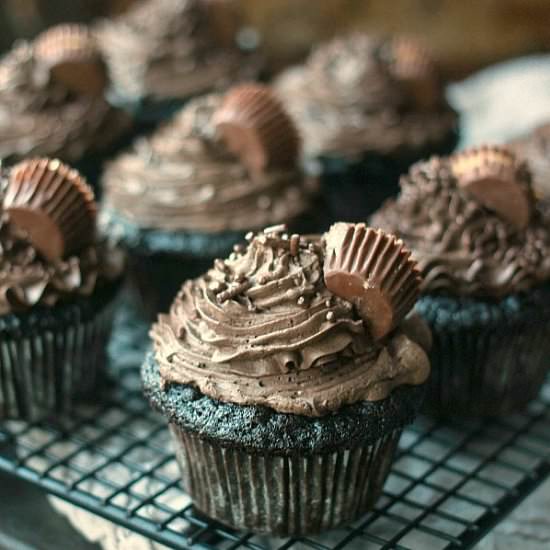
xmin=101 ymin=83 xmax=319 ymax=319
xmin=274 ymin=33 xmax=459 ymax=224
xmin=371 ymin=145 xmax=550 ymax=417
xmin=509 ymin=122 xmax=550 ymax=206
xmin=0 ymin=24 xmax=132 ymax=187
xmin=0 ymin=158 xmax=124 ymax=420
xmin=143 ymin=222 xmax=430 ymax=535
xmin=95 ymin=0 xmax=262 ymax=128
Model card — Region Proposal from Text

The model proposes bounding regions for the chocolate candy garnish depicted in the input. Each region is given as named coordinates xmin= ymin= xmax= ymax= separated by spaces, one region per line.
xmin=387 ymin=37 xmax=440 ymax=110
xmin=324 ymin=223 xmax=421 ymax=341
xmin=213 ymin=83 xmax=301 ymax=178
xmin=450 ymin=145 xmax=531 ymax=229
xmin=34 ymin=24 xmax=107 ymax=96
xmin=4 ymin=158 xmax=96 ymax=261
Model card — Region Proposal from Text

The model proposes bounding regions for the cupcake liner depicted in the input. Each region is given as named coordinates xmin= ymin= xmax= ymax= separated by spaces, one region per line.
xmin=416 ymin=284 xmax=550 ymax=417
xmin=143 ymin=353 xmax=426 ymax=535
xmin=0 ymin=284 xmax=119 ymax=420
xmin=314 ymin=127 xmax=459 ymax=224
xmin=169 ymin=423 xmax=401 ymax=536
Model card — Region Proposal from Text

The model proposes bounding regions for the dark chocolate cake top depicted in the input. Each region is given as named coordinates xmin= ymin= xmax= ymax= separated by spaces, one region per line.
xmin=371 ymin=145 xmax=550 ymax=298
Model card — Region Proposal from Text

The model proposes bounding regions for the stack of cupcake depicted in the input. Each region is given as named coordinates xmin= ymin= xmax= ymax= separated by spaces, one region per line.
xmin=3 ymin=0 xmax=550 ymax=542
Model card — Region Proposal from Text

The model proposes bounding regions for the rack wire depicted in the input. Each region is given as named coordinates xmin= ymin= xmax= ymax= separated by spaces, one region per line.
xmin=0 ymin=301 xmax=549 ymax=550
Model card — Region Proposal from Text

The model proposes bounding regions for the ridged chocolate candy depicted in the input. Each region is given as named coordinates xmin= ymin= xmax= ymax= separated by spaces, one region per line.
xmin=213 ymin=83 xmax=301 ymax=177
xmin=324 ymin=223 xmax=421 ymax=341
xmin=34 ymin=24 xmax=107 ymax=96
xmin=5 ymin=158 xmax=96 ymax=261
xmin=450 ymin=145 xmax=531 ymax=229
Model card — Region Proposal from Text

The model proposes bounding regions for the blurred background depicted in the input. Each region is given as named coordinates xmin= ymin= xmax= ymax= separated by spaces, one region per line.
xmin=3 ymin=0 xmax=550 ymax=78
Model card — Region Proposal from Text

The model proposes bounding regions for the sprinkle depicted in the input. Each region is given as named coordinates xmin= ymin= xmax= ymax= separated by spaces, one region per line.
xmin=290 ymin=234 xmax=300 ymax=256
xmin=245 ymin=231 xmax=254 ymax=241
xmin=282 ymin=233 xmax=289 ymax=240
xmin=263 ymin=223 xmax=287 ymax=234
xmin=325 ymin=298 xmax=332 ymax=308
xmin=297 ymin=296 xmax=305 ymax=306
xmin=217 ymin=280 xmax=251 ymax=303
xmin=233 ymin=244 xmax=244 ymax=254
xmin=326 ymin=311 xmax=335 ymax=322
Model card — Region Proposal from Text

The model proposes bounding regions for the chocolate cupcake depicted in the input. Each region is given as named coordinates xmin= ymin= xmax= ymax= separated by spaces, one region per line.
xmin=371 ymin=145 xmax=550 ymax=417
xmin=0 ymin=158 xmax=124 ymax=420
xmin=142 ymin=222 xmax=430 ymax=535
xmin=0 ymin=24 xmax=132 ymax=187
xmin=95 ymin=0 xmax=262 ymax=128
xmin=274 ymin=33 xmax=459 ymax=224
xmin=101 ymin=84 xmax=319 ymax=318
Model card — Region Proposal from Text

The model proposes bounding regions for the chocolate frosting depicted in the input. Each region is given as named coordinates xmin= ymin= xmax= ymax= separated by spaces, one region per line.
xmin=510 ymin=123 xmax=550 ymax=199
xmin=151 ymin=228 xmax=430 ymax=417
xmin=371 ymin=155 xmax=550 ymax=298
xmin=0 ymin=41 xmax=130 ymax=163
xmin=0 ymin=171 xmax=123 ymax=316
xmin=274 ymin=33 xmax=457 ymax=158
xmin=96 ymin=0 xmax=260 ymax=101
xmin=102 ymin=94 xmax=316 ymax=233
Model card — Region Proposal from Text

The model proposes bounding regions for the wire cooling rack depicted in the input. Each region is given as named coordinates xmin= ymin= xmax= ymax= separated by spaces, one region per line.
xmin=0 ymin=300 xmax=549 ymax=550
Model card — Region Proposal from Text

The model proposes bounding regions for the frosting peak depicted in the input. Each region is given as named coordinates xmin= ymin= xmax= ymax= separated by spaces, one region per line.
xmin=151 ymin=225 xmax=430 ymax=416
xmin=103 ymin=92 xmax=315 ymax=233
xmin=371 ymin=148 xmax=550 ymax=298
xmin=0 ymin=27 xmax=129 ymax=163
xmin=0 ymin=161 xmax=123 ymax=315
xmin=274 ymin=32 xmax=456 ymax=158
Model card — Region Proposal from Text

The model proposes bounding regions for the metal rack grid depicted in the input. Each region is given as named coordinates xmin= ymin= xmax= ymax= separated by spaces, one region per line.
xmin=0 ymin=303 xmax=550 ymax=550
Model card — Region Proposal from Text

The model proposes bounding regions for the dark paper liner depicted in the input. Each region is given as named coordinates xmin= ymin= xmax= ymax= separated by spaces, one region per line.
xmin=416 ymin=284 xmax=550 ymax=417
xmin=314 ymin=127 xmax=459 ymax=224
xmin=0 ymin=283 xmax=120 ymax=420
xmin=169 ymin=423 xmax=401 ymax=536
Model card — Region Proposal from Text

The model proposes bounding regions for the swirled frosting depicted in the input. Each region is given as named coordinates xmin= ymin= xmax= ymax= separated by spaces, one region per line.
xmin=274 ymin=33 xmax=457 ymax=158
xmin=370 ymin=156 xmax=550 ymax=298
xmin=0 ymin=170 xmax=123 ymax=316
xmin=96 ymin=0 xmax=260 ymax=101
xmin=102 ymin=94 xmax=316 ymax=233
xmin=151 ymin=229 xmax=430 ymax=416
xmin=0 ymin=42 xmax=130 ymax=163
xmin=510 ymin=123 xmax=550 ymax=199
